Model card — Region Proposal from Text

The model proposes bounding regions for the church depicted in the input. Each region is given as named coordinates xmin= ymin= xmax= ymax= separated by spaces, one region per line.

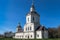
xmin=14 ymin=2 xmax=48 ymax=39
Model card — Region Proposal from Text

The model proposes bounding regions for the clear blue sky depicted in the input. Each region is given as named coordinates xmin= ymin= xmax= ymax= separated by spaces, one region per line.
xmin=0 ymin=0 xmax=60 ymax=34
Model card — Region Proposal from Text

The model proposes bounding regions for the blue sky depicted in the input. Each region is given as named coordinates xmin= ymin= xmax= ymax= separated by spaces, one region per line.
xmin=0 ymin=0 xmax=60 ymax=34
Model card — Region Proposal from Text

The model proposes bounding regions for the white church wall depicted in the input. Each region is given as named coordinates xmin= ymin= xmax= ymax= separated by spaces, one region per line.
xmin=26 ymin=15 xmax=31 ymax=23
xmin=28 ymin=32 xmax=34 ymax=39
xmin=24 ymin=32 xmax=34 ymax=39
xmin=24 ymin=23 xmax=34 ymax=32
xmin=14 ymin=32 xmax=24 ymax=39
xmin=36 ymin=31 xmax=42 ymax=39
xmin=23 ymin=32 xmax=28 ymax=39
xmin=26 ymin=13 xmax=40 ymax=24
xmin=14 ymin=1 xmax=49 ymax=39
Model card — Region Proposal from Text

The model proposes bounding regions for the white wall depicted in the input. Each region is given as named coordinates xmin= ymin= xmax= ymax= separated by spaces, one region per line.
xmin=36 ymin=31 xmax=42 ymax=39
xmin=14 ymin=32 xmax=34 ymax=39
xmin=24 ymin=32 xmax=34 ymax=39
xmin=15 ymin=32 xmax=23 ymax=39
xmin=26 ymin=13 xmax=40 ymax=24
xmin=26 ymin=15 xmax=31 ymax=23
xmin=24 ymin=23 xmax=34 ymax=32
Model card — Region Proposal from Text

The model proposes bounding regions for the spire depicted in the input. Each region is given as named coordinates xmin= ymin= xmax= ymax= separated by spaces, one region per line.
xmin=32 ymin=0 xmax=34 ymax=5
xmin=30 ymin=0 xmax=35 ymax=12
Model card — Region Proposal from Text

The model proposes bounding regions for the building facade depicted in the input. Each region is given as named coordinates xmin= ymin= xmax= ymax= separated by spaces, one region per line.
xmin=4 ymin=31 xmax=15 ymax=38
xmin=14 ymin=3 xmax=48 ymax=39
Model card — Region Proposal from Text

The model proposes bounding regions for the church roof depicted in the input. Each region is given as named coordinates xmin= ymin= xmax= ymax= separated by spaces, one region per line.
xmin=36 ymin=25 xmax=48 ymax=31
xmin=16 ymin=23 xmax=23 ymax=33
xmin=26 ymin=3 xmax=40 ymax=16
xmin=17 ymin=23 xmax=21 ymax=28
xmin=26 ymin=11 xmax=40 ymax=16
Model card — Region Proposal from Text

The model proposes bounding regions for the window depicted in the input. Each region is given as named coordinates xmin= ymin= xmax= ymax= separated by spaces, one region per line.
xmin=37 ymin=35 xmax=39 ymax=37
xmin=25 ymin=35 xmax=27 ymax=37
xmin=31 ymin=35 xmax=32 ymax=37
xmin=26 ymin=28 xmax=27 ymax=31
xmin=28 ymin=27 xmax=29 ymax=30
xmin=33 ymin=17 xmax=34 ymax=21
xmin=22 ymin=36 xmax=23 ymax=38
xmin=28 ymin=18 xmax=29 ymax=22
xmin=20 ymin=36 xmax=21 ymax=38
xmin=36 ymin=17 xmax=38 ymax=22
xmin=28 ymin=36 xmax=29 ymax=38
xmin=30 ymin=27 xmax=31 ymax=30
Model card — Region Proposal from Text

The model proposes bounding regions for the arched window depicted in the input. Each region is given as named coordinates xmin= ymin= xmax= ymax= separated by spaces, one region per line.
xmin=28 ymin=18 xmax=29 ymax=22
xmin=28 ymin=27 xmax=29 ymax=31
xmin=31 ymin=35 xmax=32 ymax=37
xmin=26 ymin=28 xmax=27 ymax=31
xmin=30 ymin=27 xmax=31 ymax=30
xmin=33 ymin=17 xmax=34 ymax=21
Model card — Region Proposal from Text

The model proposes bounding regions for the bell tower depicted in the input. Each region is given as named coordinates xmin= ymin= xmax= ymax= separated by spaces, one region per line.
xmin=26 ymin=0 xmax=40 ymax=24
xmin=24 ymin=0 xmax=40 ymax=32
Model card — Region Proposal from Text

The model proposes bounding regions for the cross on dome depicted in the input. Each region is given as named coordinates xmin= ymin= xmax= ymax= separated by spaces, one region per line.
xmin=30 ymin=0 xmax=35 ymax=12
